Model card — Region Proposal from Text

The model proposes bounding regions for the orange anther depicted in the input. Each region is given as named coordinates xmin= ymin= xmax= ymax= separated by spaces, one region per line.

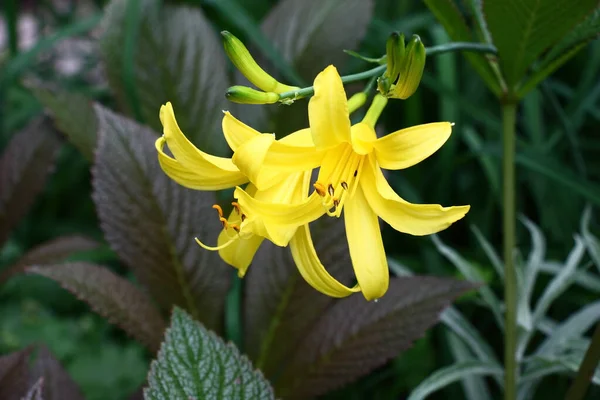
xmin=314 ymin=182 xmax=326 ymax=197
xmin=328 ymin=184 xmax=335 ymax=197
xmin=231 ymin=202 xmax=241 ymax=214
xmin=333 ymin=198 xmax=340 ymax=208
xmin=231 ymin=224 xmax=240 ymax=233
xmin=219 ymin=217 xmax=228 ymax=228
xmin=241 ymin=214 xmax=247 ymax=222
xmin=212 ymin=204 xmax=224 ymax=218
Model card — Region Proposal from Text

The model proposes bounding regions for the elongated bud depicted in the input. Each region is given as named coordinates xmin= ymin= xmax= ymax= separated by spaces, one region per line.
xmin=391 ymin=34 xmax=426 ymax=99
xmin=225 ymin=86 xmax=279 ymax=104
xmin=385 ymin=32 xmax=405 ymax=83
xmin=221 ymin=31 xmax=299 ymax=94
xmin=347 ymin=92 xmax=367 ymax=114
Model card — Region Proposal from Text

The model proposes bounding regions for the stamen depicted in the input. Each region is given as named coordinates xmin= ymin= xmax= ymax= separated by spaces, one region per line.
xmin=195 ymin=236 xmax=238 ymax=251
xmin=241 ymin=214 xmax=246 ymax=222
xmin=353 ymin=170 xmax=358 ymax=177
xmin=219 ymin=217 xmax=228 ymax=228
xmin=328 ymin=184 xmax=335 ymax=197
xmin=333 ymin=198 xmax=339 ymax=208
xmin=212 ymin=204 xmax=224 ymax=218
xmin=231 ymin=224 xmax=240 ymax=233
xmin=231 ymin=202 xmax=241 ymax=214
xmin=314 ymin=182 xmax=326 ymax=197
xmin=341 ymin=181 xmax=348 ymax=190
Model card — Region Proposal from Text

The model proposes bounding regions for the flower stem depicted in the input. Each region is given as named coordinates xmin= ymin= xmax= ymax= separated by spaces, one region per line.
xmin=565 ymin=321 xmax=600 ymax=400
xmin=278 ymin=42 xmax=497 ymax=101
xmin=502 ymin=102 xmax=518 ymax=400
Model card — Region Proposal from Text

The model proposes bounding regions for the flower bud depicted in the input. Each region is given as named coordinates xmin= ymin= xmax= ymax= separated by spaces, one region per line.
xmin=390 ymin=34 xmax=426 ymax=99
xmin=221 ymin=31 xmax=299 ymax=94
xmin=225 ymin=86 xmax=280 ymax=104
xmin=385 ymin=32 xmax=405 ymax=84
xmin=347 ymin=92 xmax=368 ymax=113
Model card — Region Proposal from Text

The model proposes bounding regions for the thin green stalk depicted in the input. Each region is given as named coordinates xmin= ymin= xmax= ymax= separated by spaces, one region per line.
xmin=278 ymin=42 xmax=497 ymax=101
xmin=502 ymin=102 xmax=518 ymax=400
xmin=565 ymin=321 xmax=600 ymax=400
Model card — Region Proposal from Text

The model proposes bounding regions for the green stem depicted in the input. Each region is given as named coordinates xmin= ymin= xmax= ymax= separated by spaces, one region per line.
xmin=565 ymin=321 xmax=600 ymax=400
xmin=502 ymin=102 xmax=518 ymax=400
xmin=278 ymin=42 xmax=497 ymax=101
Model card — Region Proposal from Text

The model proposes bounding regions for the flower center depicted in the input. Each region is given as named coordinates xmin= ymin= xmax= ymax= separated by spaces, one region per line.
xmin=195 ymin=202 xmax=252 ymax=251
xmin=313 ymin=144 xmax=364 ymax=218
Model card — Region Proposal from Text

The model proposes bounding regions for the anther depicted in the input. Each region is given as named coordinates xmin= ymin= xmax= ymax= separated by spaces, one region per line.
xmin=333 ymin=198 xmax=340 ymax=208
xmin=314 ymin=182 xmax=326 ymax=197
xmin=219 ymin=217 xmax=228 ymax=228
xmin=212 ymin=204 xmax=224 ymax=218
xmin=241 ymin=214 xmax=246 ymax=222
xmin=328 ymin=184 xmax=335 ymax=197
xmin=231 ymin=224 xmax=240 ymax=233
xmin=353 ymin=170 xmax=358 ymax=177
xmin=341 ymin=181 xmax=348 ymax=190
xmin=231 ymin=202 xmax=241 ymax=214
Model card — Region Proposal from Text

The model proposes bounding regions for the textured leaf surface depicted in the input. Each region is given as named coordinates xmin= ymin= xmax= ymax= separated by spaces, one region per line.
xmin=483 ymin=0 xmax=597 ymax=86
xmin=100 ymin=0 xmax=229 ymax=154
xmin=92 ymin=105 xmax=230 ymax=331
xmin=0 ymin=347 xmax=33 ymax=400
xmin=22 ymin=378 xmax=43 ymax=400
xmin=238 ymin=0 xmax=374 ymax=134
xmin=422 ymin=0 xmax=500 ymax=94
xmin=27 ymin=262 xmax=166 ymax=353
xmin=244 ymin=217 xmax=355 ymax=379
xmin=31 ymin=85 xmax=97 ymax=161
xmin=145 ymin=308 xmax=274 ymax=400
xmin=277 ymin=277 xmax=476 ymax=398
xmin=29 ymin=346 xmax=84 ymax=400
xmin=0 ymin=117 xmax=61 ymax=246
xmin=0 ymin=235 xmax=100 ymax=285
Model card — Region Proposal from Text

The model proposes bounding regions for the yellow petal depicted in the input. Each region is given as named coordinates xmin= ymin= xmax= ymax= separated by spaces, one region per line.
xmin=290 ymin=224 xmax=360 ymax=297
xmin=361 ymin=155 xmax=470 ymax=235
xmin=156 ymin=137 xmax=247 ymax=190
xmin=373 ymin=122 xmax=452 ymax=170
xmin=218 ymin=229 xmax=264 ymax=277
xmin=222 ymin=111 xmax=261 ymax=151
xmin=159 ymin=103 xmax=246 ymax=188
xmin=350 ymin=122 xmax=377 ymax=155
xmin=232 ymin=132 xmax=323 ymax=190
xmin=308 ymin=66 xmax=351 ymax=150
xmin=344 ymin=184 xmax=389 ymax=301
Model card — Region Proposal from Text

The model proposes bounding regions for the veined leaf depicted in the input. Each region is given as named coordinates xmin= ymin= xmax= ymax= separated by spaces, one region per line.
xmin=28 ymin=262 xmax=166 ymax=353
xmin=30 ymin=85 xmax=97 ymax=161
xmin=145 ymin=308 xmax=274 ymax=400
xmin=29 ymin=346 xmax=84 ymax=400
xmin=407 ymin=360 xmax=504 ymax=400
xmin=100 ymin=0 xmax=229 ymax=155
xmin=0 ymin=117 xmax=61 ymax=247
xmin=277 ymin=276 xmax=476 ymax=398
xmin=92 ymin=105 xmax=231 ymax=331
xmin=0 ymin=347 xmax=33 ymax=400
xmin=244 ymin=217 xmax=355 ymax=379
xmin=0 ymin=235 xmax=100 ymax=285
xmin=422 ymin=0 xmax=501 ymax=94
xmin=483 ymin=0 xmax=597 ymax=86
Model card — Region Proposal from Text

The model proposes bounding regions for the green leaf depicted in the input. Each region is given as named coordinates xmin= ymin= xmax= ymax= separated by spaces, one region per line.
xmin=407 ymin=361 xmax=504 ymax=400
xmin=276 ymin=276 xmax=476 ymax=398
xmin=30 ymin=85 xmax=97 ymax=161
xmin=431 ymin=235 xmax=504 ymax=329
xmin=0 ymin=235 xmax=100 ymax=285
xmin=581 ymin=207 xmax=600 ymax=274
xmin=244 ymin=217 xmax=355 ymax=379
xmin=92 ymin=105 xmax=231 ymax=331
xmin=470 ymin=225 xmax=504 ymax=280
xmin=446 ymin=332 xmax=493 ymax=400
xmin=539 ymin=261 xmax=600 ymax=293
xmin=30 ymin=346 xmax=85 ymax=400
xmin=100 ymin=0 xmax=229 ymax=154
xmin=483 ymin=0 xmax=598 ymax=86
xmin=27 ymin=262 xmax=166 ymax=353
xmin=145 ymin=308 xmax=275 ymax=400
xmin=422 ymin=0 xmax=501 ymax=94
xmin=0 ymin=117 xmax=62 ymax=247
xmin=0 ymin=347 xmax=33 ymax=400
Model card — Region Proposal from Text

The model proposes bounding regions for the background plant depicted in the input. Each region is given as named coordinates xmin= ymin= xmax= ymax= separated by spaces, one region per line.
xmin=1 ymin=0 xmax=599 ymax=399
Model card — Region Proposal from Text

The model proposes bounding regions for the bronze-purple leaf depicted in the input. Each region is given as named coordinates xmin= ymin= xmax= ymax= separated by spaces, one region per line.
xmin=91 ymin=105 xmax=231 ymax=332
xmin=0 ymin=347 xmax=33 ymax=400
xmin=0 ymin=235 xmax=100 ymax=285
xmin=27 ymin=262 xmax=166 ymax=353
xmin=276 ymin=276 xmax=477 ymax=398
xmin=28 ymin=346 xmax=84 ymax=400
xmin=0 ymin=116 xmax=61 ymax=247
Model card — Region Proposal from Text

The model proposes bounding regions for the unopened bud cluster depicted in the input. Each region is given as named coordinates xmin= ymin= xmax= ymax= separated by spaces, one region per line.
xmin=378 ymin=33 xmax=426 ymax=99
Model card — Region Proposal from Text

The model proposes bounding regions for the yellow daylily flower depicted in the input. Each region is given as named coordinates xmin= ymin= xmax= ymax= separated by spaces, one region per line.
xmin=155 ymin=102 xmax=357 ymax=297
xmin=232 ymin=65 xmax=470 ymax=300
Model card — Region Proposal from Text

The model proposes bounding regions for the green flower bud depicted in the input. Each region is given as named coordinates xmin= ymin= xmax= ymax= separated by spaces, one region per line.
xmin=385 ymin=32 xmax=405 ymax=83
xmin=221 ymin=31 xmax=299 ymax=94
xmin=225 ymin=86 xmax=280 ymax=104
xmin=390 ymin=34 xmax=426 ymax=100
xmin=347 ymin=92 xmax=368 ymax=113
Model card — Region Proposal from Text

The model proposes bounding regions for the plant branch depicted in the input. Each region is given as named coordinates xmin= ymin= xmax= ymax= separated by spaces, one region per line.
xmin=565 ymin=321 xmax=600 ymax=400
xmin=278 ymin=42 xmax=497 ymax=101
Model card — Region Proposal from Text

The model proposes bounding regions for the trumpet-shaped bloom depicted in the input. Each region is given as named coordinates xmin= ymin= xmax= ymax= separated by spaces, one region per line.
xmin=232 ymin=66 xmax=470 ymax=300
